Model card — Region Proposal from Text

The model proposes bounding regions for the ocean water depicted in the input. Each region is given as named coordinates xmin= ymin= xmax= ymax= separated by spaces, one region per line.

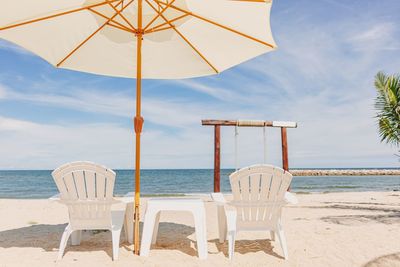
xmin=0 ymin=169 xmax=399 ymax=199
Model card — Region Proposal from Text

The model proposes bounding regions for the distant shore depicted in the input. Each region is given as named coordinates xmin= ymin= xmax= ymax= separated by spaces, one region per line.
xmin=290 ymin=169 xmax=400 ymax=176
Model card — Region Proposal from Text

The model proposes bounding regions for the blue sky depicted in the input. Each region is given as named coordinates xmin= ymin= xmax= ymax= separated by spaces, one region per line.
xmin=0 ymin=0 xmax=400 ymax=170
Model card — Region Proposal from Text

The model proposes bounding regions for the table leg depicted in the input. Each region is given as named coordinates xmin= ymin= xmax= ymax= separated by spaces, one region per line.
xmin=140 ymin=207 xmax=157 ymax=257
xmin=151 ymin=211 xmax=161 ymax=245
xmin=71 ymin=230 xmax=81 ymax=246
xmin=124 ymin=202 xmax=134 ymax=244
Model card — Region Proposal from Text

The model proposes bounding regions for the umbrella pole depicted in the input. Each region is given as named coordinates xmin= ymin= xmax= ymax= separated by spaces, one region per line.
xmin=134 ymin=0 xmax=143 ymax=255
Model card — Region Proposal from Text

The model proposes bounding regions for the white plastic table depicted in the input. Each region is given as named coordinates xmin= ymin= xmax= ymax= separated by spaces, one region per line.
xmin=139 ymin=198 xmax=208 ymax=259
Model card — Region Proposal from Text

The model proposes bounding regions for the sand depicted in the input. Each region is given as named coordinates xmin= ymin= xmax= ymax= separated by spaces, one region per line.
xmin=0 ymin=191 xmax=399 ymax=267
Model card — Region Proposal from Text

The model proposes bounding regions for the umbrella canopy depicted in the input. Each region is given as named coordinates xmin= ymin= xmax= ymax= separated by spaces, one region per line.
xmin=0 ymin=0 xmax=276 ymax=254
xmin=0 ymin=0 xmax=276 ymax=78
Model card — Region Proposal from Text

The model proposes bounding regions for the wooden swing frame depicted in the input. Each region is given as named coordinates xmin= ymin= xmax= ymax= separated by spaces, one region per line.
xmin=202 ymin=119 xmax=297 ymax=192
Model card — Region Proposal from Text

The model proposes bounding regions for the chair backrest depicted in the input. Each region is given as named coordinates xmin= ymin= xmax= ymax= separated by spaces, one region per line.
xmin=52 ymin=161 xmax=117 ymax=229
xmin=229 ymin=164 xmax=292 ymax=229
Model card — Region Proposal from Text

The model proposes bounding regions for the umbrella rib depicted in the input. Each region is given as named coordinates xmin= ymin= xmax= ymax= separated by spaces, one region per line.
xmin=145 ymin=25 xmax=173 ymax=34
xmin=143 ymin=0 xmax=176 ymax=31
xmin=144 ymin=13 xmax=189 ymax=33
xmin=0 ymin=0 xmax=120 ymax=31
xmin=154 ymin=0 xmax=275 ymax=49
xmin=106 ymin=21 xmax=136 ymax=33
xmin=106 ymin=1 xmax=137 ymax=31
xmin=57 ymin=0 xmax=134 ymax=67
xmin=145 ymin=0 xmax=219 ymax=74
xmin=88 ymin=7 xmax=135 ymax=33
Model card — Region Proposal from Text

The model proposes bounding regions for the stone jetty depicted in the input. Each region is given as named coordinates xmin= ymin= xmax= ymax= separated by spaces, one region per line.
xmin=290 ymin=169 xmax=400 ymax=176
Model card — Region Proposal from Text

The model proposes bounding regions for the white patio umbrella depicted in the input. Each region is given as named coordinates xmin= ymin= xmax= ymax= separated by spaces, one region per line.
xmin=0 ymin=0 xmax=276 ymax=253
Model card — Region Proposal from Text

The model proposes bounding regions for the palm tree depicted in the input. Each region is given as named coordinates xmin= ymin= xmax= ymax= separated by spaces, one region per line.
xmin=374 ymin=72 xmax=400 ymax=146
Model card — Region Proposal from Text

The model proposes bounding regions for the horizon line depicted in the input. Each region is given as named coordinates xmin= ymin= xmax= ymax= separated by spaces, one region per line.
xmin=0 ymin=167 xmax=399 ymax=171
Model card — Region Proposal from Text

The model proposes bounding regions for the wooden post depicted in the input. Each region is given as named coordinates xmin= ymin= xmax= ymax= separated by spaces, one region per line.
xmin=214 ymin=125 xmax=221 ymax=192
xmin=281 ymin=127 xmax=289 ymax=171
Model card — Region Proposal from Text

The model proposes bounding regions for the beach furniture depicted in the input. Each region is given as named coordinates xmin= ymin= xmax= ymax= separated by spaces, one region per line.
xmin=212 ymin=164 xmax=293 ymax=260
xmin=140 ymin=198 xmax=208 ymax=259
xmin=51 ymin=161 xmax=127 ymax=260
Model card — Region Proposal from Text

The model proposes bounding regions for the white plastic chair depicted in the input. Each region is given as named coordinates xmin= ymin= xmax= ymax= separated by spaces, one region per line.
xmin=52 ymin=161 xmax=126 ymax=260
xmin=212 ymin=164 xmax=293 ymax=260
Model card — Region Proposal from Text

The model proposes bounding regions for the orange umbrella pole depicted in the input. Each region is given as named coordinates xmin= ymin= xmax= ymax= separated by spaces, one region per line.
xmin=134 ymin=0 xmax=143 ymax=256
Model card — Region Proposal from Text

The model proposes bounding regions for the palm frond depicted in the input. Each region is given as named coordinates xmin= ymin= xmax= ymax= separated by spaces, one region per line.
xmin=374 ymin=71 xmax=400 ymax=147
xmin=379 ymin=118 xmax=400 ymax=145
xmin=374 ymin=71 xmax=387 ymax=92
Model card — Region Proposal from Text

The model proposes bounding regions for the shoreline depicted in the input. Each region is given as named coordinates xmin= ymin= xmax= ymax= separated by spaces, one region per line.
xmin=0 ymin=190 xmax=399 ymax=200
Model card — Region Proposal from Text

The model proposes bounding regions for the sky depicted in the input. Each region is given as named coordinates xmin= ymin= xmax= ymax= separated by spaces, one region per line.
xmin=0 ymin=0 xmax=400 ymax=170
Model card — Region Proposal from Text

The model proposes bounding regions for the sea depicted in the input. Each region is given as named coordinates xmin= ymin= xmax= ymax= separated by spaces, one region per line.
xmin=0 ymin=169 xmax=399 ymax=199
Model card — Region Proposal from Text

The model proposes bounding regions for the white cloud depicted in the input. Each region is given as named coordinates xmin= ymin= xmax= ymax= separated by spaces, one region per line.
xmin=352 ymin=24 xmax=391 ymax=43
xmin=320 ymin=0 xmax=355 ymax=11
xmin=347 ymin=22 xmax=400 ymax=51
xmin=0 ymin=79 xmax=266 ymax=129
xmin=174 ymin=79 xmax=241 ymax=102
xmin=0 ymin=116 xmax=35 ymax=131
xmin=0 ymin=116 xmax=129 ymax=169
xmin=3 ymin=87 xmax=132 ymax=117
xmin=0 ymin=116 xmax=215 ymax=170
xmin=0 ymin=84 xmax=7 ymax=99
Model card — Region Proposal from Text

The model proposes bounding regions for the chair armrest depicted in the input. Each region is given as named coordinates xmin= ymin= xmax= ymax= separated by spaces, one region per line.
xmin=211 ymin=192 xmax=227 ymax=205
xmin=48 ymin=193 xmax=60 ymax=201
xmin=59 ymin=199 xmax=122 ymax=205
xmin=119 ymin=196 xmax=134 ymax=204
xmin=285 ymin=191 xmax=299 ymax=204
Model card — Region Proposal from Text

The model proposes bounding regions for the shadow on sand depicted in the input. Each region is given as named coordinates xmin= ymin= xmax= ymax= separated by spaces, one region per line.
xmin=210 ymin=238 xmax=284 ymax=259
xmin=0 ymin=222 xmax=203 ymax=258
xmin=319 ymin=203 xmax=400 ymax=225
xmin=363 ymin=252 xmax=400 ymax=267
xmin=145 ymin=222 xmax=199 ymax=256
xmin=296 ymin=201 xmax=400 ymax=225
xmin=0 ymin=222 xmax=285 ymax=259
xmin=0 ymin=223 xmax=116 ymax=258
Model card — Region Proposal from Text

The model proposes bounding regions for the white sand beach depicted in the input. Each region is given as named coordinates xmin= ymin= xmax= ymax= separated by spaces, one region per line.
xmin=0 ymin=191 xmax=399 ymax=267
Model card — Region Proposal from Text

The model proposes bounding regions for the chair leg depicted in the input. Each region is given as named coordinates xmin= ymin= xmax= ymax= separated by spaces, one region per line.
xmin=217 ymin=205 xmax=227 ymax=243
xmin=276 ymin=223 xmax=288 ymax=260
xmin=71 ymin=230 xmax=82 ymax=246
xmin=151 ymin=212 xmax=161 ymax=245
xmin=140 ymin=207 xmax=157 ymax=257
xmin=111 ymin=209 xmax=126 ymax=261
xmin=225 ymin=210 xmax=237 ymax=260
xmin=270 ymin=231 xmax=275 ymax=241
xmin=58 ymin=224 xmax=73 ymax=260
xmin=227 ymin=231 xmax=236 ymax=260
xmin=111 ymin=228 xmax=122 ymax=260
xmin=193 ymin=208 xmax=207 ymax=260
